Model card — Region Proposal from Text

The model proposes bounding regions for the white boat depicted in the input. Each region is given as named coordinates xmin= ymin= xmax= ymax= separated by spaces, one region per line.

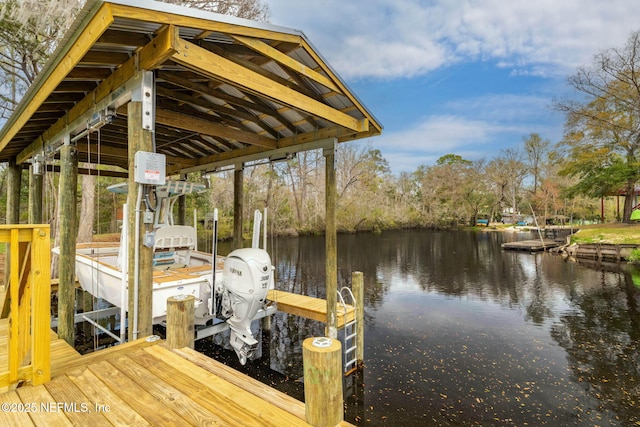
xmin=55 ymin=181 xmax=275 ymax=364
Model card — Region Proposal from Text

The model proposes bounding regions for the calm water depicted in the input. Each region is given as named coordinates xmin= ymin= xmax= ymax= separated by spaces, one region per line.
xmin=203 ymin=229 xmax=640 ymax=426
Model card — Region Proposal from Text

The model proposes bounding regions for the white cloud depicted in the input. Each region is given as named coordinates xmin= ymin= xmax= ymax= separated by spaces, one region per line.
xmin=269 ymin=0 xmax=640 ymax=80
xmin=369 ymin=93 xmax=564 ymax=173
xmin=372 ymin=115 xmax=496 ymax=172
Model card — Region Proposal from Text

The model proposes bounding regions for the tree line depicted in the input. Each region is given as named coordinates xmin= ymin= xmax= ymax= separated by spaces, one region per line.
xmin=0 ymin=1 xmax=639 ymax=240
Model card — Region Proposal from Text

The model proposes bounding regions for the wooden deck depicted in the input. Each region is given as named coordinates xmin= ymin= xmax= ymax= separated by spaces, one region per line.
xmin=0 ymin=318 xmax=82 ymax=393
xmin=1 ymin=283 xmax=357 ymax=426
xmin=1 ymin=281 xmax=353 ymax=426
xmin=501 ymin=239 xmax=562 ymax=252
xmin=268 ymin=289 xmax=355 ymax=327
xmin=0 ymin=338 xmax=354 ymax=426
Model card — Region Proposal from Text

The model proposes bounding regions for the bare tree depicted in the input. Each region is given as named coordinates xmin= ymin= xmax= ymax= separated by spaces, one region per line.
xmin=523 ymin=133 xmax=550 ymax=196
xmin=160 ymin=0 xmax=270 ymax=21
xmin=0 ymin=0 xmax=81 ymax=118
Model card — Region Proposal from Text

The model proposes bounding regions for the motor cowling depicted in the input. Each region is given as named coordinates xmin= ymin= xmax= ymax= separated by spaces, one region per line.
xmin=221 ymin=248 xmax=273 ymax=364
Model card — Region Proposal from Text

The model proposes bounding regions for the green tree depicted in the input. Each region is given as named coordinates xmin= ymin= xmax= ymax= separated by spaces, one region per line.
xmin=556 ymin=30 xmax=640 ymax=223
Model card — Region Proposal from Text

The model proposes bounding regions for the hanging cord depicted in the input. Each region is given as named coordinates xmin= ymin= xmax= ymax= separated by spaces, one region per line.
xmin=86 ymin=131 xmax=99 ymax=352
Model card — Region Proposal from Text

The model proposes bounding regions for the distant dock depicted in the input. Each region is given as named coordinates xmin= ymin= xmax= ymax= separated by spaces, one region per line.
xmin=502 ymin=239 xmax=563 ymax=252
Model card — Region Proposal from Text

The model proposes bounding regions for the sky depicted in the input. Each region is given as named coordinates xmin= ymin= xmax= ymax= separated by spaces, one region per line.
xmin=267 ymin=0 xmax=640 ymax=174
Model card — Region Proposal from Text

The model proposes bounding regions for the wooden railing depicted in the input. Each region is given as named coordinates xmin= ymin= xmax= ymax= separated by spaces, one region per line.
xmin=0 ymin=225 xmax=51 ymax=389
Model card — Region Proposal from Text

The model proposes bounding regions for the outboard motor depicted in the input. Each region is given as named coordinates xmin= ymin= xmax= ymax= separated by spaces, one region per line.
xmin=220 ymin=247 xmax=273 ymax=364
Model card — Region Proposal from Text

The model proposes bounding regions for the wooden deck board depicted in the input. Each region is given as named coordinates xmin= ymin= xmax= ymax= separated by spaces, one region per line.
xmin=268 ymin=289 xmax=355 ymax=326
xmin=172 ymin=346 xmax=307 ymax=421
xmin=65 ymin=366 xmax=151 ymax=426
xmin=126 ymin=348 xmax=256 ymax=426
xmin=88 ymin=359 xmax=191 ymax=425
xmin=0 ymin=390 xmax=35 ymax=426
xmin=108 ymin=353 xmax=221 ymax=426
xmin=43 ymin=376 xmax=111 ymax=426
xmin=15 ymin=384 xmax=73 ymax=426
xmin=143 ymin=345 xmax=311 ymax=427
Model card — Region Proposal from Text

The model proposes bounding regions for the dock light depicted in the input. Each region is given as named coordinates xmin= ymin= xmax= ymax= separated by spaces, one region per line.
xmin=32 ymin=153 xmax=44 ymax=176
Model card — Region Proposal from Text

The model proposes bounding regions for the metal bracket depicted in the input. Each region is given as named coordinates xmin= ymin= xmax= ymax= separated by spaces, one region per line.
xmin=141 ymin=70 xmax=155 ymax=131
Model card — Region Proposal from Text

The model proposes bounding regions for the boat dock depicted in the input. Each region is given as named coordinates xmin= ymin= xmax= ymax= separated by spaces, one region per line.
xmin=501 ymin=239 xmax=563 ymax=252
xmin=1 ymin=334 xmax=338 ymax=426
xmin=1 ymin=282 xmax=355 ymax=427
xmin=268 ymin=289 xmax=355 ymax=328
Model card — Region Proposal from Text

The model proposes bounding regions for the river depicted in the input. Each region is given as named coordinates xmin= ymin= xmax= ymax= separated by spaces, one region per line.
xmin=199 ymin=229 xmax=640 ymax=426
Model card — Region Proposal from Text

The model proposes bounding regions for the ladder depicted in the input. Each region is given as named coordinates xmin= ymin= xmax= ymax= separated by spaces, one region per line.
xmin=338 ymin=286 xmax=358 ymax=376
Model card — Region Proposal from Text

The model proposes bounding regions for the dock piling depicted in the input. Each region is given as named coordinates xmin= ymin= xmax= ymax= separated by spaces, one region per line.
xmin=303 ymin=336 xmax=343 ymax=426
xmin=166 ymin=295 xmax=195 ymax=349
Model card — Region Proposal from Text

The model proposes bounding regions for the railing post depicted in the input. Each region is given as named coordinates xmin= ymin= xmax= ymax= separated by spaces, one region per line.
xmin=31 ymin=227 xmax=51 ymax=385
xmin=0 ymin=225 xmax=51 ymax=389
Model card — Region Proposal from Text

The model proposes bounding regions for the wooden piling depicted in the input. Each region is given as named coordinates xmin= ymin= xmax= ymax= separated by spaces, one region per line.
xmin=303 ymin=337 xmax=343 ymax=427
xmin=6 ymin=158 xmax=21 ymax=224
xmin=233 ymin=164 xmax=244 ymax=250
xmin=166 ymin=295 xmax=195 ymax=349
xmin=57 ymin=144 xmax=78 ymax=346
xmin=28 ymin=164 xmax=43 ymax=224
xmin=324 ymin=141 xmax=338 ymax=339
xmin=127 ymin=101 xmax=154 ymax=340
xmin=352 ymin=271 xmax=364 ymax=366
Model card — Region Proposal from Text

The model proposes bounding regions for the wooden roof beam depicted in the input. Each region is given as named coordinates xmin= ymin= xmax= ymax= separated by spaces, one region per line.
xmin=172 ymin=38 xmax=368 ymax=133
xmin=0 ymin=4 xmax=115 ymax=154
xmin=154 ymin=108 xmax=277 ymax=149
xmin=231 ymin=35 xmax=342 ymax=94
xmin=16 ymin=24 xmax=177 ymax=164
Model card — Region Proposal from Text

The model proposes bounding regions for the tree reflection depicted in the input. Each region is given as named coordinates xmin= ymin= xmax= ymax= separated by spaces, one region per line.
xmin=550 ymin=267 xmax=640 ymax=425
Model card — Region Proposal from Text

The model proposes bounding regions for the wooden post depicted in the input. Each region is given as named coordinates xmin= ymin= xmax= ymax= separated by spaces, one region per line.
xmin=82 ymin=290 xmax=93 ymax=338
xmin=303 ymin=337 xmax=343 ymax=426
xmin=324 ymin=141 xmax=338 ymax=339
xmin=4 ymin=158 xmax=21 ymax=288
xmin=178 ymin=174 xmax=187 ymax=225
xmin=127 ymin=101 xmax=154 ymax=340
xmin=31 ymin=226 xmax=51 ymax=385
xmin=166 ymin=295 xmax=195 ymax=349
xmin=233 ymin=164 xmax=244 ymax=250
xmin=6 ymin=158 xmax=21 ymax=224
xmin=28 ymin=164 xmax=43 ymax=224
xmin=57 ymin=144 xmax=78 ymax=346
xmin=352 ymin=271 xmax=364 ymax=367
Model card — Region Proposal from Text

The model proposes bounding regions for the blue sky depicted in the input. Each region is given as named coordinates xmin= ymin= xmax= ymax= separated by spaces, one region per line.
xmin=268 ymin=0 xmax=640 ymax=174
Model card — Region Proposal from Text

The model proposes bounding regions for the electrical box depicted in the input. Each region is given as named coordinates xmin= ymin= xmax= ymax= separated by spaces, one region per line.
xmin=134 ymin=151 xmax=166 ymax=185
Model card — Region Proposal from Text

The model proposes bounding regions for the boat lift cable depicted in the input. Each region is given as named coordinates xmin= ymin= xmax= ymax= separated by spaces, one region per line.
xmin=210 ymin=208 xmax=218 ymax=317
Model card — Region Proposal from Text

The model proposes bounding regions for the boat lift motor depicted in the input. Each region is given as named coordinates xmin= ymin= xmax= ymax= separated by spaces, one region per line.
xmin=219 ymin=247 xmax=273 ymax=364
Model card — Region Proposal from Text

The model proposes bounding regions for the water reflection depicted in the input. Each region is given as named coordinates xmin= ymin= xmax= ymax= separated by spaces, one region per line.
xmin=215 ymin=230 xmax=640 ymax=426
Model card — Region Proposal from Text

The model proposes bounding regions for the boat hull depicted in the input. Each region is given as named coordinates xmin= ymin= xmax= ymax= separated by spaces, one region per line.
xmin=64 ymin=243 xmax=216 ymax=324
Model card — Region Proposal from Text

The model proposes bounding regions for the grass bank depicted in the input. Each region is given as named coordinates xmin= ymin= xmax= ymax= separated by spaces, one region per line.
xmin=570 ymin=223 xmax=640 ymax=245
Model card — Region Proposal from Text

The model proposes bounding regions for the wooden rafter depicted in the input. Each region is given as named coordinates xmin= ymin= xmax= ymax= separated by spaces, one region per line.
xmin=172 ymin=38 xmax=368 ymax=133
xmin=0 ymin=4 xmax=115 ymax=154
xmin=231 ymin=35 xmax=342 ymax=94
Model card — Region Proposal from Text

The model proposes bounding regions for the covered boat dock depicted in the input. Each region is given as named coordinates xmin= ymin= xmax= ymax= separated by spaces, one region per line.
xmin=0 ymin=0 xmax=381 ymax=425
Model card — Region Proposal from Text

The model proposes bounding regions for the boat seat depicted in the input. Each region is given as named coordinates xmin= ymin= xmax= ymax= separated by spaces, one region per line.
xmin=153 ymin=225 xmax=197 ymax=268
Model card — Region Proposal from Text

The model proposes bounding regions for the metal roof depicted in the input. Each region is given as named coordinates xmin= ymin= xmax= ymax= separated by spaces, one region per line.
xmin=0 ymin=0 xmax=382 ymax=175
